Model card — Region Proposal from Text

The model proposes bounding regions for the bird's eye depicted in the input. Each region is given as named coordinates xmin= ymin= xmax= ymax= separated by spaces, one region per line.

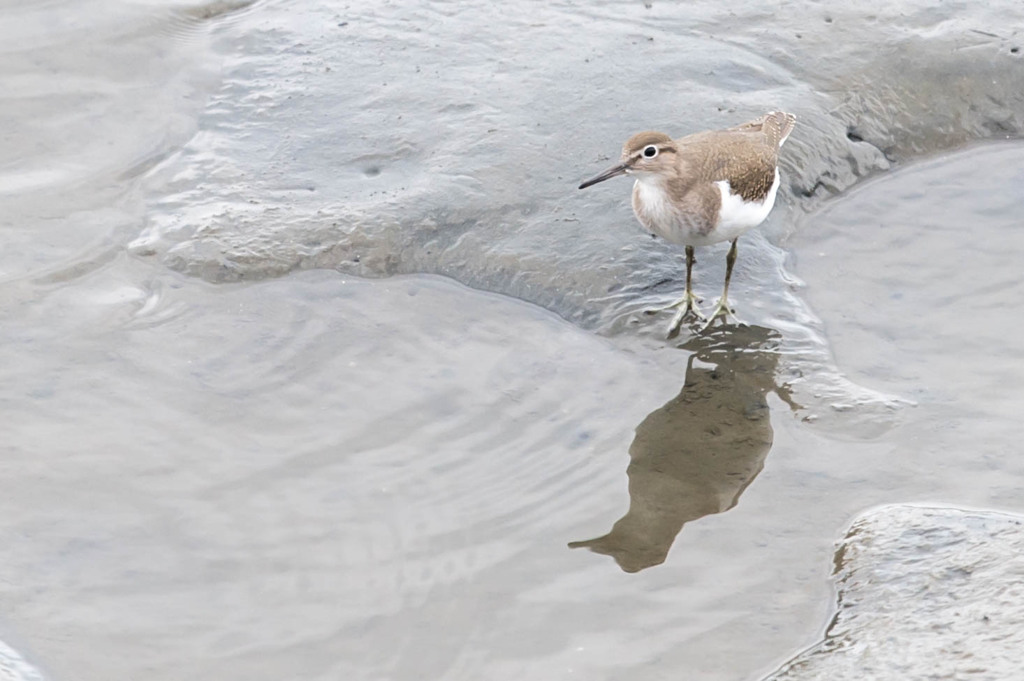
xmin=643 ymin=145 xmax=658 ymax=158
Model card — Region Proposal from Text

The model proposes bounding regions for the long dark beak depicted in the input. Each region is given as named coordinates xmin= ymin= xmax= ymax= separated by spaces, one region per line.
xmin=578 ymin=161 xmax=630 ymax=190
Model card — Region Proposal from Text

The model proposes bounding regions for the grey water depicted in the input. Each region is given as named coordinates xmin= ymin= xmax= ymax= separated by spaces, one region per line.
xmin=3 ymin=1 xmax=1024 ymax=679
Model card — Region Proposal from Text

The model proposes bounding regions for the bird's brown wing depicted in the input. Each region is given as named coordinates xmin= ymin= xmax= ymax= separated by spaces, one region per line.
xmin=674 ymin=131 xmax=779 ymax=203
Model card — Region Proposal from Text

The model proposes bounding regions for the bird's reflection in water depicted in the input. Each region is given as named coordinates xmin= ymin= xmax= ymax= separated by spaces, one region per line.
xmin=569 ymin=324 xmax=797 ymax=573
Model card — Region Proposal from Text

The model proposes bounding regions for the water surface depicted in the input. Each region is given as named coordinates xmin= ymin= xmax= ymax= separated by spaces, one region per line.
xmin=3 ymin=1 xmax=1024 ymax=680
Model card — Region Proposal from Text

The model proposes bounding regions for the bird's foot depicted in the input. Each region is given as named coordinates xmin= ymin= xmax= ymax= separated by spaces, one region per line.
xmin=644 ymin=291 xmax=703 ymax=317
xmin=666 ymin=296 xmax=706 ymax=339
xmin=698 ymin=298 xmax=744 ymax=333
xmin=642 ymin=292 xmax=706 ymax=338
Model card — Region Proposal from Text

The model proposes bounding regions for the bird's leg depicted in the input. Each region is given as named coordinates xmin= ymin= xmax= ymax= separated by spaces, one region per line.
xmin=664 ymin=245 xmax=706 ymax=338
xmin=644 ymin=246 xmax=704 ymax=312
xmin=684 ymin=244 xmax=700 ymax=311
xmin=701 ymin=238 xmax=742 ymax=331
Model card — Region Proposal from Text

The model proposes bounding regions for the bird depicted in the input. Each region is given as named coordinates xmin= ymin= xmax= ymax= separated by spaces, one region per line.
xmin=578 ymin=111 xmax=795 ymax=337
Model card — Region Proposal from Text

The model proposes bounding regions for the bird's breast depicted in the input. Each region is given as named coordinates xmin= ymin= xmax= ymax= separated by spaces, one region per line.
xmin=631 ymin=178 xmax=710 ymax=245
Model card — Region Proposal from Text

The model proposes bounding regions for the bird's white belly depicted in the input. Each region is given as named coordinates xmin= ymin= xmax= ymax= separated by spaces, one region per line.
xmin=711 ymin=169 xmax=780 ymax=243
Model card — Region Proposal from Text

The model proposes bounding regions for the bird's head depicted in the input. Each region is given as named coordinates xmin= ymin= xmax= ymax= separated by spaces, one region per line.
xmin=578 ymin=131 xmax=676 ymax=189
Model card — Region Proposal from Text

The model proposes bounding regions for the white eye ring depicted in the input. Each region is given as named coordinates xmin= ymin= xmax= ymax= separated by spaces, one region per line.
xmin=642 ymin=145 xmax=658 ymax=158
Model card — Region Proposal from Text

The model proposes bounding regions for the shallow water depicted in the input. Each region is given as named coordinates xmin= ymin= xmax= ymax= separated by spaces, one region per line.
xmin=0 ymin=259 xmax=841 ymax=681
xmin=788 ymin=143 xmax=1024 ymax=510
xmin=3 ymin=1 xmax=1024 ymax=680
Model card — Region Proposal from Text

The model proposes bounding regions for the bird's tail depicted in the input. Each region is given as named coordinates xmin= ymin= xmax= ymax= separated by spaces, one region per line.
xmin=769 ymin=111 xmax=797 ymax=148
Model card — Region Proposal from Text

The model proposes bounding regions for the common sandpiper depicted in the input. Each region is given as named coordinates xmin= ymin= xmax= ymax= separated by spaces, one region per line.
xmin=579 ymin=111 xmax=796 ymax=337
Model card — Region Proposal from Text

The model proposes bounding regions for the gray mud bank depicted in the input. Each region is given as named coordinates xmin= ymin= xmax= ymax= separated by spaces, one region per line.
xmin=767 ymin=505 xmax=1024 ymax=681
